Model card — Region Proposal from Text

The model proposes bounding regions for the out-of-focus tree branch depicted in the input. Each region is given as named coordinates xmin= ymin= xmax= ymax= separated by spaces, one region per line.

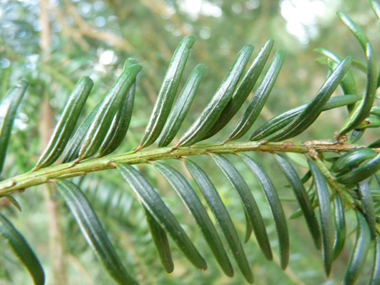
xmin=39 ymin=0 xmax=68 ymax=284
xmin=139 ymin=0 xmax=187 ymax=34
xmin=51 ymin=4 xmax=90 ymax=51
xmin=39 ymin=0 xmax=51 ymax=52
xmin=62 ymin=0 xmax=133 ymax=52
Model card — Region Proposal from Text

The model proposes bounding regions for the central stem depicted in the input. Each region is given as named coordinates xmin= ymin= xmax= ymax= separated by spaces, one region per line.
xmin=0 ymin=140 xmax=369 ymax=196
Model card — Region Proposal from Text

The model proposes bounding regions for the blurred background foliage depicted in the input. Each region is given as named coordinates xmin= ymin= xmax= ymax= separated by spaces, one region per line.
xmin=0 ymin=0 xmax=378 ymax=284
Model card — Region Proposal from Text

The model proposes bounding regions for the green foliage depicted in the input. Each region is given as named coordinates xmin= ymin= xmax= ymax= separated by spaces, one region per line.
xmin=0 ymin=213 xmax=44 ymax=285
xmin=34 ymin=77 xmax=93 ymax=169
xmin=2 ymin=1 xmax=380 ymax=284
xmin=227 ymin=48 xmax=285 ymax=141
xmin=177 ymin=44 xmax=253 ymax=147
xmin=267 ymin=57 xmax=351 ymax=141
xmin=275 ymin=153 xmax=322 ymax=250
xmin=0 ymin=81 xmax=28 ymax=174
xmin=140 ymin=36 xmax=195 ymax=149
